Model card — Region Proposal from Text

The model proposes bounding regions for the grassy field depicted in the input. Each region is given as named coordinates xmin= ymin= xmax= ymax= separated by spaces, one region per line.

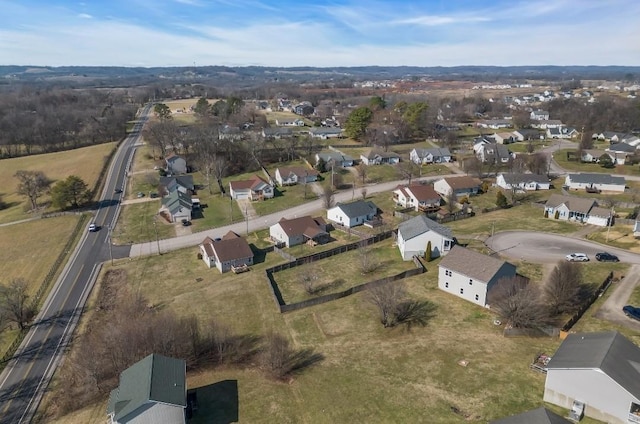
xmin=0 ymin=215 xmax=81 ymax=358
xmin=275 ymin=238 xmax=414 ymax=304
xmin=0 ymin=142 xmax=117 ymax=224
xmin=585 ymin=224 xmax=640 ymax=253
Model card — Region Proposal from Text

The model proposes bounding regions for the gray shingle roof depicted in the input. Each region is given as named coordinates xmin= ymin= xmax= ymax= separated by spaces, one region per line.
xmin=397 ymin=215 xmax=453 ymax=241
xmin=107 ymin=354 xmax=186 ymax=421
xmin=567 ymin=173 xmax=626 ymax=186
xmin=500 ymin=173 xmax=548 ymax=184
xmin=334 ymin=200 xmax=378 ymax=218
xmin=545 ymin=194 xmax=596 ymax=215
xmin=162 ymin=189 xmax=192 ymax=215
xmin=160 ymin=175 xmax=194 ymax=191
xmin=438 ymin=245 xmax=515 ymax=284
xmin=490 ymin=407 xmax=571 ymax=424
xmin=608 ymin=142 xmax=636 ymax=153
xmin=546 ymin=331 xmax=640 ymax=400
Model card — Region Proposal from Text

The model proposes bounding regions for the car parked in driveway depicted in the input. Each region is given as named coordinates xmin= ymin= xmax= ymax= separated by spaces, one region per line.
xmin=595 ymin=252 xmax=619 ymax=262
xmin=623 ymin=305 xmax=640 ymax=321
xmin=566 ymin=253 xmax=589 ymax=262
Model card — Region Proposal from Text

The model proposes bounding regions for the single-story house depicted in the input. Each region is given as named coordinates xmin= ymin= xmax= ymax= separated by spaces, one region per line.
xmin=547 ymin=126 xmax=578 ymax=139
xmin=409 ymin=147 xmax=452 ymax=164
xmin=269 ymin=216 xmax=329 ymax=247
xmin=433 ymin=176 xmax=482 ymax=198
xmin=544 ymin=194 xmax=610 ymax=225
xmin=326 ymin=200 xmax=378 ymax=228
xmin=491 ymin=132 xmax=516 ymax=144
xmin=360 ymin=149 xmax=400 ymax=165
xmin=476 ymin=119 xmax=513 ymax=129
xmin=490 ymin=407 xmax=571 ymax=424
xmin=275 ymin=118 xmax=305 ymax=127
xmin=199 ymin=231 xmax=254 ymax=273
xmin=275 ymin=166 xmax=319 ymax=186
xmin=438 ymin=245 xmax=517 ymax=307
xmin=531 ymin=119 xmax=563 ymax=129
xmin=581 ymin=149 xmax=614 ymax=164
xmin=544 ymin=331 xmax=640 ymax=424
xmin=262 ymin=127 xmax=292 ymax=139
xmin=165 ymin=153 xmax=187 ymax=175
xmin=397 ymin=215 xmax=455 ymax=261
xmin=315 ymin=151 xmax=354 ymax=168
xmin=160 ymin=189 xmax=192 ymax=223
xmin=512 ymin=128 xmax=543 ymax=141
xmin=586 ymin=206 xmax=613 ymax=227
xmin=107 ymin=354 xmax=186 ymax=424
xmin=495 ymin=173 xmax=550 ymax=191
xmin=393 ymin=184 xmax=441 ymax=211
xmin=565 ymin=173 xmax=626 ymax=193
xmin=608 ymin=142 xmax=637 ymax=154
xmin=309 ymin=127 xmax=344 ymax=139
xmin=530 ymin=110 xmax=550 ymax=120
xmin=229 ymin=175 xmax=274 ymax=201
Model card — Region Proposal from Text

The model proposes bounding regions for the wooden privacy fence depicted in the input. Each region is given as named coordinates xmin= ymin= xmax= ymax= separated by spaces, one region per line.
xmin=561 ymin=271 xmax=614 ymax=333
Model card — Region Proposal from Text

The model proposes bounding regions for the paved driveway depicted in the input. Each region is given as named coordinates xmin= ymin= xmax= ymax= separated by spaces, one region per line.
xmin=594 ymin=264 xmax=640 ymax=331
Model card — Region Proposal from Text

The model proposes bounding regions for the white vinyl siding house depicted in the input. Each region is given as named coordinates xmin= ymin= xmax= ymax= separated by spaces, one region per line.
xmin=438 ymin=245 xmax=517 ymax=307
xmin=410 ymin=148 xmax=452 ymax=164
xmin=495 ymin=173 xmax=550 ymax=191
xmin=275 ymin=166 xmax=319 ymax=186
xmin=565 ymin=173 xmax=626 ymax=193
xmin=544 ymin=331 xmax=640 ymax=424
xmin=396 ymin=215 xmax=455 ymax=260
xmin=269 ymin=216 xmax=329 ymax=247
xmin=326 ymin=200 xmax=377 ymax=228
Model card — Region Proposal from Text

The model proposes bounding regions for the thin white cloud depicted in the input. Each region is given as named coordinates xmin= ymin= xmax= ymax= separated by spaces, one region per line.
xmin=175 ymin=0 xmax=201 ymax=5
xmin=78 ymin=13 xmax=92 ymax=19
xmin=394 ymin=15 xmax=490 ymax=26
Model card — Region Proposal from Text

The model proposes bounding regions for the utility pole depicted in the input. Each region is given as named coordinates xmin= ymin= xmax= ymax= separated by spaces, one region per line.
xmin=246 ymin=205 xmax=249 ymax=235
xmin=153 ymin=216 xmax=161 ymax=255
xmin=606 ymin=207 xmax=614 ymax=242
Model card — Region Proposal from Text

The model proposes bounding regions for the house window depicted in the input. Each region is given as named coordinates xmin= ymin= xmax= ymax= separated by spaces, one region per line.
xmin=475 ymin=294 xmax=479 ymax=301
xmin=460 ymin=288 xmax=464 ymax=294
xmin=445 ymin=270 xmax=452 ymax=277
xmin=445 ymin=282 xmax=449 ymax=288
xmin=469 ymin=279 xmax=473 ymax=285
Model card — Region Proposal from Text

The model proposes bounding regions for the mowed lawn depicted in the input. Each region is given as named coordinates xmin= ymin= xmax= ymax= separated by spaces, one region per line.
xmin=48 ymin=244 xmax=573 ymax=424
xmin=0 ymin=142 xmax=117 ymax=224
xmin=0 ymin=215 xmax=80 ymax=355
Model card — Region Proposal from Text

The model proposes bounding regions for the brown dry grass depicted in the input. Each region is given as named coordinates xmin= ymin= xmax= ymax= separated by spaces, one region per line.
xmin=0 ymin=142 xmax=117 ymax=223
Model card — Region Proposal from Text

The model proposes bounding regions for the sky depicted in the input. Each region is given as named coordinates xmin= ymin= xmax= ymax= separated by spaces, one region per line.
xmin=1 ymin=0 xmax=639 ymax=68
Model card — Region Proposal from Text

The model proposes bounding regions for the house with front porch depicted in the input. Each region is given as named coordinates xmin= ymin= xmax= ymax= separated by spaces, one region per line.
xmin=397 ymin=215 xmax=455 ymax=260
xmin=315 ymin=151 xmax=354 ymax=168
xmin=360 ymin=149 xmax=400 ymax=165
xmin=199 ymin=231 xmax=254 ymax=273
xmin=269 ymin=216 xmax=329 ymax=247
xmin=229 ymin=175 xmax=274 ymax=201
xmin=544 ymin=194 xmax=601 ymax=224
xmin=393 ymin=184 xmax=441 ymax=211
xmin=409 ymin=147 xmax=452 ymax=164
xmin=438 ymin=245 xmax=517 ymax=307
xmin=495 ymin=173 xmax=550 ymax=191
xmin=309 ymin=127 xmax=344 ymax=139
xmin=565 ymin=173 xmax=626 ymax=193
xmin=275 ymin=166 xmax=319 ymax=186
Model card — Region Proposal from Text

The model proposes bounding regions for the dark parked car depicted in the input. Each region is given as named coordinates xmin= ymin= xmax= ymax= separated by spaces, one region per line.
xmin=595 ymin=252 xmax=619 ymax=262
xmin=114 ymin=188 xmax=123 ymax=194
xmin=623 ymin=305 xmax=640 ymax=321
xmin=181 ymin=219 xmax=191 ymax=226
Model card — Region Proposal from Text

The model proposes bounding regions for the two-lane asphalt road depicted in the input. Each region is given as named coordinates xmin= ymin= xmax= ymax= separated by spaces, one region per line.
xmin=0 ymin=106 xmax=149 ymax=423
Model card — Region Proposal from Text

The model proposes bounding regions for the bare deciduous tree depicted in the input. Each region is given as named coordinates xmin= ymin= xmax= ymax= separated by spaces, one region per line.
xmin=396 ymin=161 xmax=420 ymax=185
xmin=359 ymin=246 xmax=380 ymax=274
xmin=322 ymin=183 xmax=335 ymax=209
xmin=14 ymin=170 xmax=52 ymax=211
xmin=260 ymin=332 xmax=323 ymax=380
xmin=544 ymin=261 xmax=585 ymax=316
xmin=488 ymin=276 xmax=552 ymax=329
xmin=356 ymin=163 xmax=367 ymax=185
xmin=367 ymin=281 xmax=407 ymax=327
xmin=0 ymin=278 xmax=37 ymax=330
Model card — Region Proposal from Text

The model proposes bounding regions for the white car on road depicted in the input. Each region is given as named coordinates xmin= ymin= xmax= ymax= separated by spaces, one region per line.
xmin=566 ymin=253 xmax=589 ymax=262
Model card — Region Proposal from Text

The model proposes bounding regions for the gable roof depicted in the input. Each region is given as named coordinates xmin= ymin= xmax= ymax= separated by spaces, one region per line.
xmin=332 ymin=200 xmax=377 ymax=218
xmin=263 ymin=127 xmax=292 ymax=137
xmin=545 ymin=194 xmax=596 ymax=215
xmin=567 ymin=173 xmax=626 ymax=186
xmin=441 ymin=176 xmax=483 ymax=190
xmin=277 ymin=166 xmax=319 ymax=179
xmin=608 ymin=142 xmax=636 ymax=153
xmin=107 ymin=354 xmax=186 ymax=421
xmin=363 ymin=149 xmax=400 ymax=160
xmin=413 ymin=147 xmax=452 ymax=158
xmin=398 ymin=215 xmax=453 ymax=241
xmin=160 ymin=175 xmax=194 ymax=191
xmin=438 ymin=245 xmax=515 ymax=283
xmin=161 ymin=189 xmax=192 ymax=215
xmin=581 ymin=149 xmax=607 ymax=158
xmin=490 ymin=407 xmax=571 ymax=424
xmin=165 ymin=153 xmax=184 ymax=163
xmin=317 ymin=151 xmax=353 ymax=163
xmin=310 ymin=127 xmax=343 ymax=135
xmin=483 ymin=143 xmax=512 ymax=159
xmin=404 ymin=184 xmax=440 ymax=201
xmin=546 ymin=331 xmax=640 ymax=400
xmin=499 ymin=173 xmax=549 ymax=185
xmin=230 ymin=175 xmax=271 ymax=191
xmin=276 ymin=216 xmax=326 ymax=237
xmin=207 ymin=231 xmax=253 ymax=262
